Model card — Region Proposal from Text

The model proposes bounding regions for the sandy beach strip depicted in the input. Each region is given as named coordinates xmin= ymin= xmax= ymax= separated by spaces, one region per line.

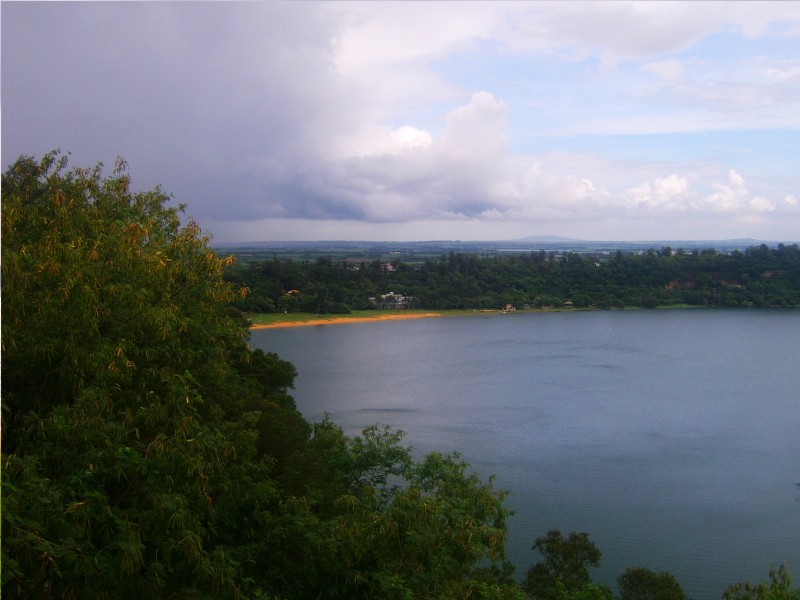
xmin=249 ymin=312 xmax=444 ymax=329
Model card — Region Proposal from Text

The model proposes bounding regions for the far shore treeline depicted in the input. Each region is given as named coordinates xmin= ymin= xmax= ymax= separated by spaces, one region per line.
xmin=224 ymin=243 xmax=800 ymax=316
xmin=2 ymin=152 xmax=798 ymax=599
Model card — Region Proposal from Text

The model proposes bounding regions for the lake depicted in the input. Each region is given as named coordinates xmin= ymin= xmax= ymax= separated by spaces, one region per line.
xmin=250 ymin=309 xmax=800 ymax=599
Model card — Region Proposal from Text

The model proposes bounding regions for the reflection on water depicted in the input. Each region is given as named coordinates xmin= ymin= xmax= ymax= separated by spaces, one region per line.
xmin=251 ymin=309 xmax=800 ymax=600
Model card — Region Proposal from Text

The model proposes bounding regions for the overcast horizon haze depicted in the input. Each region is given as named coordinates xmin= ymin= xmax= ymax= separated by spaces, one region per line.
xmin=3 ymin=1 xmax=799 ymax=244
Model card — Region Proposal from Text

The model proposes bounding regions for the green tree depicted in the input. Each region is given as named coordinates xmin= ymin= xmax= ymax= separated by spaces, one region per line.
xmin=524 ymin=530 xmax=602 ymax=600
xmin=1 ymin=151 xmax=259 ymax=598
xmin=724 ymin=565 xmax=799 ymax=600
xmin=288 ymin=424 xmax=522 ymax=599
xmin=554 ymin=582 xmax=616 ymax=600
xmin=617 ymin=567 xmax=690 ymax=600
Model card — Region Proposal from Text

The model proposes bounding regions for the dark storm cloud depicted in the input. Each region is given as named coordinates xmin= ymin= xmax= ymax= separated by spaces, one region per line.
xmin=2 ymin=2 xmax=355 ymax=221
xmin=2 ymin=2 xmax=515 ymax=226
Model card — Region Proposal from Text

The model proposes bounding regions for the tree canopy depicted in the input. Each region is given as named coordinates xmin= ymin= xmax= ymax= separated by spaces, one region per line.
xmin=617 ymin=567 xmax=690 ymax=600
xmin=524 ymin=530 xmax=603 ymax=600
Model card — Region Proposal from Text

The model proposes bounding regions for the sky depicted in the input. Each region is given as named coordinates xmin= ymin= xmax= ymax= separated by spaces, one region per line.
xmin=2 ymin=1 xmax=799 ymax=243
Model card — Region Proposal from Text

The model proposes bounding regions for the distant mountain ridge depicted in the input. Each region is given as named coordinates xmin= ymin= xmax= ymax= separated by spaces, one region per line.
xmin=511 ymin=235 xmax=581 ymax=242
xmin=215 ymin=236 xmax=793 ymax=251
xmin=510 ymin=236 xmax=782 ymax=246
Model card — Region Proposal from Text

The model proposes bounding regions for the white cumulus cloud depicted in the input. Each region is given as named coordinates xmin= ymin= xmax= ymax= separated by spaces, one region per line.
xmin=706 ymin=169 xmax=749 ymax=211
xmin=624 ymin=174 xmax=692 ymax=210
xmin=441 ymin=91 xmax=508 ymax=162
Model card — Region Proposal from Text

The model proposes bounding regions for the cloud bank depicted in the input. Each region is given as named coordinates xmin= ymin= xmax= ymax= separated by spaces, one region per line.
xmin=2 ymin=1 xmax=798 ymax=242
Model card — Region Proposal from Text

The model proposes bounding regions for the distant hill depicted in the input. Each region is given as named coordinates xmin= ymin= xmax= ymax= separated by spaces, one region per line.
xmin=215 ymin=236 xmax=791 ymax=249
xmin=512 ymin=235 xmax=583 ymax=242
xmin=214 ymin=237 xmax=795 ymax=260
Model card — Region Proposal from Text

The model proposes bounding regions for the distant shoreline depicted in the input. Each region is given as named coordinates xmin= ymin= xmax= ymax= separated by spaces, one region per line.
xmin=246 ymin=305 xmax=768 ymax=330
xmin=246 ymin=307 xmax=600 ymax=329
xmin=249 ymin=311 xmax=446 ymax=329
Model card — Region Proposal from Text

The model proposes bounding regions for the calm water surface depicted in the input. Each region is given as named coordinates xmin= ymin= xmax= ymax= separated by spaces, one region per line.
xmin=250 ymin=309 xmax=800 ymax=599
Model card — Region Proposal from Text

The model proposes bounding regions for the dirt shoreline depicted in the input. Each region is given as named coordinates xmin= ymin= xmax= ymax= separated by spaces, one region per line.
xmin=249 ymin=312 xmax=444 ymax=329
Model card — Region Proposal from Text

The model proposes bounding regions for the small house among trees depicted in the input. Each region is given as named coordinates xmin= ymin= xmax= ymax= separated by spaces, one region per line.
xmin=370 ymin=292 xmax=415 ymax=309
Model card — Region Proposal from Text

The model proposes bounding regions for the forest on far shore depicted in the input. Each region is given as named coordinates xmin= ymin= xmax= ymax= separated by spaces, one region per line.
xmin=225 ymin=244 xmax=800 ymax=315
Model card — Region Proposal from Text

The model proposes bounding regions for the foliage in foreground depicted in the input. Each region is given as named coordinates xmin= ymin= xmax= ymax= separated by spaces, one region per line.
xmin=525 ymin=530 xmax=797 ymax=600
xmin=1 ymin=152 xmax=515 ymax=599
xmin=724 ymin=565 xmax=800 ymax=600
